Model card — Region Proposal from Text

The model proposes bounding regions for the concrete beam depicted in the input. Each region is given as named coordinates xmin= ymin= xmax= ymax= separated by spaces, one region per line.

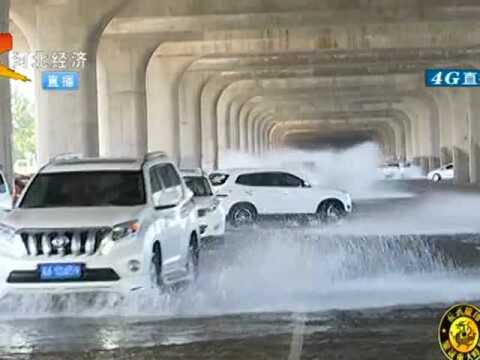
xmin=449 ymin=90 xmax=471 ymax=184
xmin=257 ymin=109 xmax=402 ymax=159
xmin=179 ymin=45 xmax=472 ymax=167
xmin=270 ymin=120 xmax=395 ymax=156
xmin=222 ymin=90 xmax=419 ymax=161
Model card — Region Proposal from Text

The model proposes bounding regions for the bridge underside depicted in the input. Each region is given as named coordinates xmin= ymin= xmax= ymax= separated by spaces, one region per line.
xmin=3 ymin=0 xmax=480 ymax=183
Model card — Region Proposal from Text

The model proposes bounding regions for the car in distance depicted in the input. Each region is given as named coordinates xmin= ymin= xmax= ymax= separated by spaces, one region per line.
xmin=0 ymin=152 xmax=200 ymax=298
xmin=209 ymin=168 xmax=352 ymax=226
xmin=380 ymin=162 xmax=402 ymax=179
xmin=427 ymin=163 xmax=454 ymax=182
xmin=181 ymin=169 xmax=225 ymax=240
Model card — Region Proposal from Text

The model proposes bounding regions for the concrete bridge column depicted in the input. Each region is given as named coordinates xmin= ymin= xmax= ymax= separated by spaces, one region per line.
xmin=432 ymin=90 xmax=454 ymax=165
xmin=389 ymin=118 xmax=405 ymax=162
xmin=0 ymin=0 xmax=12 ymax=184
xmin=146 ymin=55 xmax=193 ymax=164
xmin=469 ymin=90 xmax=480 ymax=184
xmin=200 ymin=78 xmax=233 ymax=170
xmin=399 ymin=106 xmax=429 ymax=173
xmin=178 ymin=70 xmax=212 ymax=168
xmin=237 ymin=102 xmax=255 ymax=153
xmin=98 ymin=36 xmax=162 ymax=158
xmin=217 ymin=91 xmax=253 ymax=166
xmin=375 ymin=123 xmax=396 ymax=160
xmin=229 ymin=101 xmax=243 ymax=150
xmin=395 ymin=93 xmax=441 ymax=172
xmin=391 ymin=109 xmax=414 ymax=162
xmin=248 ymin=108 xmax=266 ymax=154
xmin=32 ymin=1 xmax=124 ymax=164
xmin=450 ymin=90 xmax=471 ymax=184
xmin=254 ymin=113 xmax=274 ymax=155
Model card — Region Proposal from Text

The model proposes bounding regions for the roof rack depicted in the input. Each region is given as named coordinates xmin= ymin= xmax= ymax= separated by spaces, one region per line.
xmin=144 ymin=151 xmax=168 ymax=162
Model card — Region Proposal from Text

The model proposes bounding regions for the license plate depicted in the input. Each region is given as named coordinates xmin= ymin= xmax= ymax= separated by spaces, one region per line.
xmin=39 ymin=263 xmax=83 ymax=281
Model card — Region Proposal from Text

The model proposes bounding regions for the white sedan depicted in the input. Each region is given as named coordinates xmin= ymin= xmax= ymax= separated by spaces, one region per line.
xmin=182 ymin=169 xmax=226 ymax=239
xmin=427 ymin=163 xmax=454 ymax=182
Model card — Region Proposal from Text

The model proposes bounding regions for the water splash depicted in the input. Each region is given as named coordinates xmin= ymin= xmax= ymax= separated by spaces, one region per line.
xmin=1 ymin=229 xmax=477 ymax=320
xmin=220 ymin=144 xmax=421 ymax=199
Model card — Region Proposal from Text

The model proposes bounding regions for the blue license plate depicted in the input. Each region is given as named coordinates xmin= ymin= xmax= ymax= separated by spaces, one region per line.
xmin=39 ymin=263 xmax=83 ymax=280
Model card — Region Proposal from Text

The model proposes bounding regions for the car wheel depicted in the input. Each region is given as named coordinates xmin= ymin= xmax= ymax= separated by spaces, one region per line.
xmin=228 ymin=203 xmax=257 ymax=227
xmin=432 ymin=173 xmax=442 ymax=182
xmin=186 ymin=234 xmax=199 ymax=281
xmin=317 ymin=200 xmax=346 ymax=223
xmin=151 ymin=242 xmax=163 ymax=288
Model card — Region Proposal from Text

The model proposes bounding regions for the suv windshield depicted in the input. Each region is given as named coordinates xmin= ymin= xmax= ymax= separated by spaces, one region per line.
xmin=184 ymin=176 xmax=213 ymax=196
xmin=19 ymin=171 xmax=146 ymax=208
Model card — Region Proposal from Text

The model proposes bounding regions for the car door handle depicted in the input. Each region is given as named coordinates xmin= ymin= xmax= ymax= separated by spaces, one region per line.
xmin=245 ymin=190 xmax=254 ymax=196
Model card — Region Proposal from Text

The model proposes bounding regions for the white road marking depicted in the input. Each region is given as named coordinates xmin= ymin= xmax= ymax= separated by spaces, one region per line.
xmin=288 ymin=313 xmax=307 ymax=360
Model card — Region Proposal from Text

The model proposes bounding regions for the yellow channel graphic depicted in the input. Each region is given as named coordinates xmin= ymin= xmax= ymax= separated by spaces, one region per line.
xmin=0 ymin=64 xmax=31 ymax=82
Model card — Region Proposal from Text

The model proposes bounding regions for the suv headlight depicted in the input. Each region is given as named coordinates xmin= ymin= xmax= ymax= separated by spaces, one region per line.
xmin=111 ymin=220 xmax=140 ymax=241
xmin=0 ymin=223 xmax=15 ymax=242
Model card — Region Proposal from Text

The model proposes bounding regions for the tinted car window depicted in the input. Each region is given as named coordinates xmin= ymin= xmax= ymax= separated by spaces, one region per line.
xmin=0 ymin=172 xmax=5 ymax=193
xmin=446 ymin=164 xmax=454 ymax=170
xmin=236 ymin=172 xmax=303 ymax=187
xmin=236 ymin=173 xmax=274 ymax=186
xmin=209 ymin=173 xmax=229 ymax=186
xmin=20 ymin=171 xmax=146 ymax=208
xmin=160 ymin=164 xmax=181 ymax=188
xmin=277 ymin=173 xmax=304 ymax=187
xmin=184 ymin=176 xmax=213 ymax=196
xmin=149 ymin=166 xmax=164 ymax=193
xmin=236 ymin=173 xmax=264 ymax=186
xmin=385 ymin=163 xmax=400 ymax=168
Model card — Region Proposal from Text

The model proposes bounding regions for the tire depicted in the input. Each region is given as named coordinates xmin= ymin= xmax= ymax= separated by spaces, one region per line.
xmin=151 ymin=242 xmax=163 ymax=288
xmin=432 ymin=173 xmax=442 ymax=182
xmin=186 ymin=234 xmax=200 ymax=281
xmin=228 ymin=203 xmax=258 ymax=227
xmin=317 ymin=200 xmax=346 ymax=223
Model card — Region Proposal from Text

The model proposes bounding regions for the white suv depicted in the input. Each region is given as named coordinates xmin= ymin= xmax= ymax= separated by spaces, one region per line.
xmin=181 ymin=169 xmax=225 ymax=239
xmin=209 ymin=168 xmax=352 ymax=226
xmin=0 ymin=153 xmax=200 ymax=298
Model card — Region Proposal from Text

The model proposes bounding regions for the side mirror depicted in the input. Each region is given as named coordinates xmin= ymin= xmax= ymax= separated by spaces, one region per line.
xmin=153 ymin=190 xmax=181 ymax=210
xmin=303 ymin=181 xmax=312 ymax=188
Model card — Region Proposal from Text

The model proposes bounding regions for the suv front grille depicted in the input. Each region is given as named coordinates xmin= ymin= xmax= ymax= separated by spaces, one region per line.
xmin=20 ymin=228 xmax=111 ymax=257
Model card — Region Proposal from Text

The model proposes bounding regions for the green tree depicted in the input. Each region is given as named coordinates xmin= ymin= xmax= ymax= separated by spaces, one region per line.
xmin=11 ymin=89 xmax=36 ymax=162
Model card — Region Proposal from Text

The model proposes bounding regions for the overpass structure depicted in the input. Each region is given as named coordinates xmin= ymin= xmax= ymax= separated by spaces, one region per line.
xmin=1 ymin=0 xmax=480 ymax=183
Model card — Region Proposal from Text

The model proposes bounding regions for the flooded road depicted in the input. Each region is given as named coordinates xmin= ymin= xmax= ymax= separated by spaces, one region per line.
xmin=0 ymin=305 xmax=455 ymax=359
xmin=1 ymin=181 xmax=480 ymax=359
